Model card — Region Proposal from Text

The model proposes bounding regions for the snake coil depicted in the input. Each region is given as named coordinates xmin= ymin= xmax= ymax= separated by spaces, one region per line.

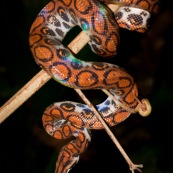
xmin=29 ymin=0 xmax=159 ymax=172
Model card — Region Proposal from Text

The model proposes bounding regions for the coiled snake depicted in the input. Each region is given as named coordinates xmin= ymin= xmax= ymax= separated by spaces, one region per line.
xmin=29 ymin=0 xmax=159 ymax=172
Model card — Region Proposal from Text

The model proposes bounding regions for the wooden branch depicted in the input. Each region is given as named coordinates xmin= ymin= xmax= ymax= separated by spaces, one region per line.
xmin=0 ymin=70 xmax=50 ymax=123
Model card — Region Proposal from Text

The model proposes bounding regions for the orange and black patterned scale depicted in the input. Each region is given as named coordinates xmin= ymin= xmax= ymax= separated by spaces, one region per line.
xmin=29 ymin=0 xmax=158 ymax=172
xmin=43 ymin=102 xmax=92 ymax=173
xmin=42 ymin=96 xmax=131 ymax=172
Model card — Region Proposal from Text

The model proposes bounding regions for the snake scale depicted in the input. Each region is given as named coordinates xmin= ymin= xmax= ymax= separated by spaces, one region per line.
xmin=29 ymin=0 xmax=159 ymax=172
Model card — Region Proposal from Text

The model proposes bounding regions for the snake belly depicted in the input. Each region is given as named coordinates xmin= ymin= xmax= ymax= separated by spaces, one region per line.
xmin=29 ymin=0 xmax=158 ymax=172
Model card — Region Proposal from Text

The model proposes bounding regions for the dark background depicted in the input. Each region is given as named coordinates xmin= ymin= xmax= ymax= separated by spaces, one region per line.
xmin=0 ymin=0 xmax=172 ymax=173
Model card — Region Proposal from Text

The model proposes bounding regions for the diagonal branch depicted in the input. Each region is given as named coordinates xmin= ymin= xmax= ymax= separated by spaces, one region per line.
xmin=0 ymin=69 xmax=50 ymax=123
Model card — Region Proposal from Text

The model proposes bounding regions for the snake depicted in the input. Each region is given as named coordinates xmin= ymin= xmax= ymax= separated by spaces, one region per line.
xmin=29 ymin=0 xmax=159 ymax=172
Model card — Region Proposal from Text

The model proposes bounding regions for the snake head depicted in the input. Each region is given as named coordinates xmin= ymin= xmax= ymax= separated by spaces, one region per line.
xmin=111 ymin=0 xmax=160 ymax=33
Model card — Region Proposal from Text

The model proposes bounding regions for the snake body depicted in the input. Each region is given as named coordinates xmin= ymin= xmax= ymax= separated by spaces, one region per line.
xmin=29 ymin=0 xmax=158 ymax=172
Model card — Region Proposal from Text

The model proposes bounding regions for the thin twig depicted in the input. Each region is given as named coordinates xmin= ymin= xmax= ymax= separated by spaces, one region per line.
xmin=75 ymin=89 xmax=143 ymax=172
xmin=75 ymin=89 xmax=132 ymax=161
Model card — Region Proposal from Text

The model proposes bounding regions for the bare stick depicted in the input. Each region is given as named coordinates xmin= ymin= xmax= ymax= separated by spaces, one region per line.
xmin=0 ymin=70 xmax=51 ymax=123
